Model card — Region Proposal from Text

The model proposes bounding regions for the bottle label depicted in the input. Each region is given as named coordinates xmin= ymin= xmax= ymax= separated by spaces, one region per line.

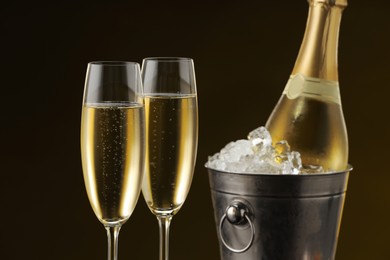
xmin=283 ymin=73 xmax=341 ymax=104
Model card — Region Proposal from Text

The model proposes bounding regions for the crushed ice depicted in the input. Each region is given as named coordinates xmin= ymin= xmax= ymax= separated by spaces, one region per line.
xmin=206 ymin=127 xmax=302 ymax=175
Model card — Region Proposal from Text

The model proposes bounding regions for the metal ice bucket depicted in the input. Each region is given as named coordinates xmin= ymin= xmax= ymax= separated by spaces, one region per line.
xmin=207 ymin=166 xmax=352 ymax=260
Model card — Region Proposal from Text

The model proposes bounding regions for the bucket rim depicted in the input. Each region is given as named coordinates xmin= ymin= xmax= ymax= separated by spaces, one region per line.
xmin=204 ymin=164 xmax=353 ymax=177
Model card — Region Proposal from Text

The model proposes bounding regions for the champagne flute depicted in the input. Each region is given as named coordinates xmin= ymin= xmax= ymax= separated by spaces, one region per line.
xmin=80 ymin=61 xmax=145 ymax=260
xmin=141 ymin=57 xmax=198 ymax=260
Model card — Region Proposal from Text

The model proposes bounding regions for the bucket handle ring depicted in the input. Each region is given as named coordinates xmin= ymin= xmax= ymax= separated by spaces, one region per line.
xmin=219 ymin=202 xmax=255 ymax=253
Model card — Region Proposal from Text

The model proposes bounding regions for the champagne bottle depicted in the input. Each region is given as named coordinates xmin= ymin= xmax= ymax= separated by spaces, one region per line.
xmin=266 ymin=0 xmax=348 ymax=172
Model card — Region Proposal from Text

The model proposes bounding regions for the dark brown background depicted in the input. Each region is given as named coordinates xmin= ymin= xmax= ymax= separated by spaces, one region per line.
xmin=1 ymin=0 xmax=389 ymax=259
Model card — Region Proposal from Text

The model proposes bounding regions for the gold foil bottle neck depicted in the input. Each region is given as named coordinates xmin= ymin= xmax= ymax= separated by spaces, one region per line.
xmin=293 ymin=0 xmax=346 ymax=82
xmin=308 ymin=0 xmax=347 ymax=7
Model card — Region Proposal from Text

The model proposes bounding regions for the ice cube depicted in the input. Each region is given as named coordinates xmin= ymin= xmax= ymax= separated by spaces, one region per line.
xmin=220 ymin=140 xmax=253 ymax=162
xmin=248 ymin=127 xmax=272 ymax=155
xmin=206 ymin=140 xmax=253 ymax=172
xmin=290 ymin=151 xmax=302 ymax=174
xmin=274 ymin=140 xmax=291 ymax=154
xmin=273 ymin=141 xmax=289 ymax=164
xmin=301 ymin=164 xmax=324 ymax=174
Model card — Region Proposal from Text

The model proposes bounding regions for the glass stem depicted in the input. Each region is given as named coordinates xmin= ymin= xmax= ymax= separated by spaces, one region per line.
xmin=157 ymin=215 xmax=173 ymax=260
xmin=105 ymin=225 xmax=121 ymax=260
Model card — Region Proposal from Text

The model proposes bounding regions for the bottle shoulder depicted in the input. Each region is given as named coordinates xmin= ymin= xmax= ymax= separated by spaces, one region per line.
xmin=265 ymin=92 xmax=348 ymax=171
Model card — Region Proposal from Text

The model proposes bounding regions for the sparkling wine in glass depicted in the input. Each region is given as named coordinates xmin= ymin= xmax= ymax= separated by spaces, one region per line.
xmin=141 ymin=57 xmax=198 ymax=260
xmin=80 ymin=61 xmax=145 ymax=260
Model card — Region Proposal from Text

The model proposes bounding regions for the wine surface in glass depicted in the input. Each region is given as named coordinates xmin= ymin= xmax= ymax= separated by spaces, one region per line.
xmin=81 ymin=103 xmax=145 ymax=226
xmin=142 ymin=94 xmax=198 ymax=215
